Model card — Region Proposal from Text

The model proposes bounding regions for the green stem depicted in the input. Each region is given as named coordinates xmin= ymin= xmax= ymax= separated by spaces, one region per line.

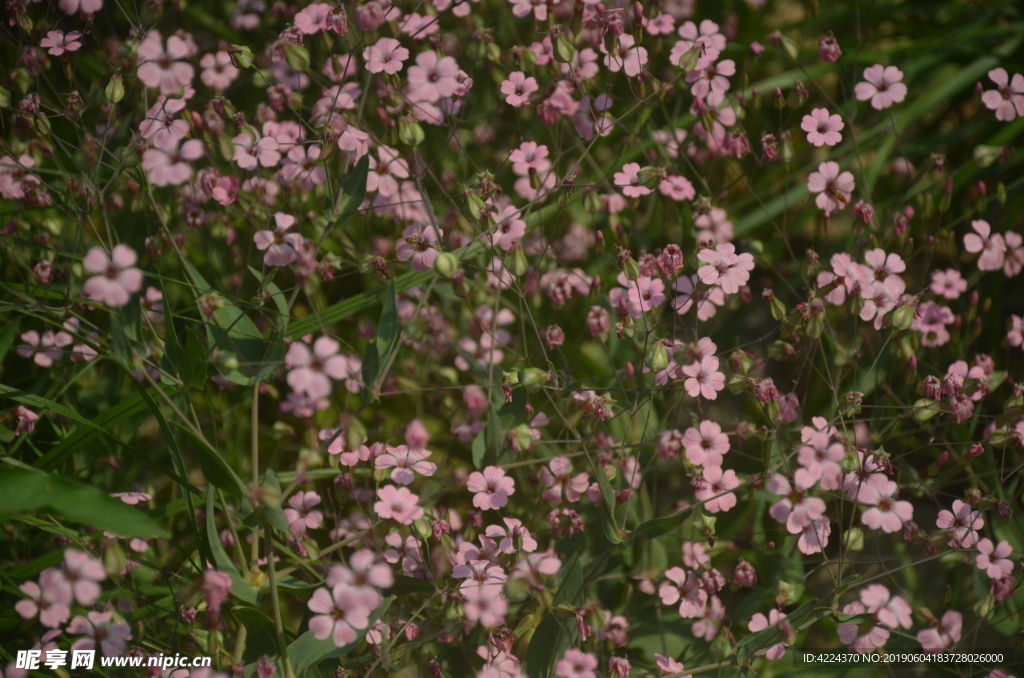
xmin=265 ymin=531 xmax=294 ymax=678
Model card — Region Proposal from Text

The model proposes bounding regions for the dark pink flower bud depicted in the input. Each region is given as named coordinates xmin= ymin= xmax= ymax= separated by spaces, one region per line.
xmin=818 ymin=35 xmax=842 ymax=62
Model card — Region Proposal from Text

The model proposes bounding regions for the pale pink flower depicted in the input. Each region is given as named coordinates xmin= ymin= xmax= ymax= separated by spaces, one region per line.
xmin=930 ymin=269 xmax=967 ymax=299
xmin=674 ymin=274 xmax=726 ymax=320
xmin=82 ymin=245 xmax=143 ymax=308
xmin=406 ymin=51 xmax=459 ymax=103
xmin=15 ymin=568 xmax=73 ymax=628
xmin=59 ymin=0 xmax=103 ymax=14
xmin=1003 ymin=231 xmax=1024 ymax=276
xmin=364 ymin=37 xmax=409 ymax=75
xmin=768 ymin=473 xmax=826 ymax=534
xmin=375 ymin=444 xmax=437 ymax=485
xmin=982 ymin=68 xmax=1024 ymax=122
xmin=861 ymin=584 xmax=912 ymax=629
xmin=462 ymin=583 xmax=508 ymax=627
xmin=748 ymin=609 xmax=789 ymax=659
xmin=976 ymin=539 xmax=1014 ymax=579
xmin=555 ymin=649 xmax=598 ymax=678
xmin=142 ymin=138 xmax=203 ymax=186
xmin=139 ymin=96 xmax=188 ymax=148
xmin=41 ymin=30 xmax=83 ymax=56
xmin=14 ymin=405 xmax=40 ymax=435
xmin=797 ymin=516 xmax=832 ymax=555
xmin=613 ymin=162 xmax=651 ymax=197
xmin=489 ymin=206 xmax=526 ymax=251
xmin=396 ymin=222 xmax=442 ymax=272
xmin=682 ymin=420 xmax=729 ymax=467
xmin=233 ymin=131 xmax=281 ymax=170
xmin=654 ymin=654 xmax=689 ymax=676
xmin=801 ymin=108 xmax=844 ymax=147
xmin=659 ymin=567 xmax=707 ymax=618
xmin=695 ymin=466 xmax=738 ymax=513
xmin=697 ymin=243 xmax=754 ymax=294
xmin=199 ymin=51 xmax=239 ymax=90
xmin=485 ymin=518 xmax=538 ymax=554
xmin=468 ymin=466 xmax=515 ymax=510
xmin=860 ymin=480 xmax=913 ymax=533
xmin=838 ymin=618 xmax=889 ymax=653
xmin=501 ymin=71 xmax=539 ymax=107
xmin=659 ymin=175 xmax=696 ymax=201
xmin=964 ymin=220 xmax=1006 ymax=271
xmin=937 ymin=499 xmax=987 ymax=553
xmin=17 ymin=330 xmax=72 ymax=367
xmin=643 ymin=13 xmax=676 ymax=36
xmin=796 ymin=439 xmax=844 ymax=491
xmin=327 ymin=549 xmax=394 ymax=594
xmin=687 ymin=55 xmax=735 ymax=97
xmin=294 ymin=3 xmax=332 ymax=34
xmin=68 ymin=611 xmax=131 ymax=656
xmin=854 ymin=64 xmax=907 ymax=110
xmin=681 ymin=355 xmax=726 ymax=400
xmin=254 ymin=212 xmax=304 ymax=266
xmin=137 ymin=30 xmax=195 ymax=95
xmin=284 ymin=491 xmax=324 ymax=535
xmin=373 ymin=485 xmax=425 ymax=525
xmin=367 ymin=145 xmax=409 ymax=197
xmin=602 ymin=34 xmax=649 ymax=77
xmin=917 ymin=610 xmax=962 ymax=652
xmin=808 ymin=161 xmax=855 ymax=217
xmin=307 ymin=584 xmax=375 ymax=648
xmin=510 ymin=141 xmax=551 ymax=175
xmin=539 ymin=457 xmax=590 ymax=505
xmin=285 ymin=336 xmax=351 ymax=399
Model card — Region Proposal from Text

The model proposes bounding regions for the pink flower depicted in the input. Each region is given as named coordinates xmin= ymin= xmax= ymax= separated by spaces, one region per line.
xmin=137 ymin=30 xmax=195 ymax=95
xmin=468 ymin=466 xmax=515 ymax=510
xmin=68 ymin=611 xmax=131 ymax=656
xmin=654 ymin=654 xmax=689 ymax=676
xmin=364 ymin=37 xmax=409 ymax=75
xmin=82 ymin=245 xmax=143 ymax=308
xmin=697 ymin=243 xmax=754 ymax=294
xmin=555 ymin=649 xmax=598 ymax=678
xmin=681 ymin=355 xmax=726 ymax=400
xmin=659 ymin=567 xmax=707 ymax=618
xmin=294 ymin=3 xmax=332 ymax=34
xmin=142 ymin=138 xmax=203 ymax=186
xmin=659 ymin=175 xmax=696 ymax=201
xmin=937 ymin=499 xmax=987 ymax=553
xmin=373 ymin=485 xmax=425 ymax=525
xmin=396 ymin=222 xmax=442 ymax=272
xmin=613 ymin=162 xmax=651 ymax=197
xmin=860 ymin=480 xmax=913 ymax=533
xmin=982 ymin=68 xmax=1024 ymax=122
xmin=17 ymin=330 xmax=72 ymax=367
xmin=233 ymin=131 xmax=281 ymax=170
xmin=797 ymin=517 xmax=832 ymax=555
xmin=64 ymin=549 xmax=107 ymax=605
xmin=501 ymin=71 xmax=539 ymax=107
xmin=375 ymin=445 xmax=437 ymax=485
xmin=854 ymin=64 xmax=907 ymax=110
xmin=539 ymin=457 xmax=590 ymax=505
xmin=285 ymin=336 xmax=350 ymax=399
xmin=808 ymin=161 xmax=855 ymax=217
xmin=976 ymin=538 xmax=1015 ymax=579
xmin=139 ymin=96 xmax=189 ymax=148
xmin=917 ymin=610 xmax=962 ymax=652
xmin=327 ymin=549 xmax=394 ymax=594
xmin=796 ymin=438 xmax=844 ymax=491
xmin=964 ymin=220 xmax=1006 ymax=271
xmin=767 ymin=473 xmax=826 ymax=534
xmin=367 ymin=145 xmax=409 ymax=197
xmin=488 ymin=206 xmax=526 ymax=251
xmin=254 ymin=212 xmax=304 ymax=266
xmin=748 ymin=609 xmax=789 ymax=659
xmin=59 ymin=0 xmax=102 ymax=14
xmin=687 ymin=55 xmax=736 ymax=97
xmin=930 ymin=269 xmax=967 ymax=299
xmin=861 ymin=584 xmax=912 ymax=629
xmin=695 ymin=466 xmax=738 ymax=513
xmin=602 ymin=34 xmax=649 ymax=77
xmin=485 ymin=518 xmax=538 ymax=553
xmin=407 ymin=50 xmax=459 ymax=103
xmin=199 ymin=51 xmax=239 ymax=90
xmin=801 ymin=108 xmax=844 ymax=147
xmin=307 ymin=584 xmax=375 ymax=648
xmin=14 ymin=405 xmax=40 ymax=435
xmin=40 ymin=30 xmax=83 ymax=56
xmin=201 ymin=569 xmax=232 ymax=623
xmin=15 ymin=568 xmax=73 ymax=628
xmin=462 ymin=583 xmax=508 ymax=627
xmin=284 ymin=491 xmax=324 ymax=535
xmin=682 ymin=420 xmax=729 ymax=467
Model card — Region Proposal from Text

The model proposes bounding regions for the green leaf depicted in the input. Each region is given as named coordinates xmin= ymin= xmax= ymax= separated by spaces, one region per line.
xmin=206 ymin=489 xmax=258 ymax=604
xmin=0 ymin=317 xmax=22 ymax=367
xmin=0 ymin=467 xmax=169 ymax=538
xmin=248 ymin=266 xmax=289 ymax=319
xmin=231 ymin=605 xmax=277 ymax=663
xmin=181 ymin=328 xmax=208 ymax=390
xmin=737 ymin=598 xmax=820 ymax=659
xmin=258 ymin=470 xmax=290 ymax=532
xmin=384 ymin=575 xmax=435 ymax=596
xmin=522 ymin=613 xmax=566 ymax=678
xmin=550 ymin=552 xmax=583 ymax=608
xmin=629 ymin=509 xmax=688 ymax=543
xmin=333 ymin=155 xmax=369 ymax=222
xmin=471 ymin=431 xmax=486 ymax=469
xmin=287 ymin=596 xmax=392 ymax=676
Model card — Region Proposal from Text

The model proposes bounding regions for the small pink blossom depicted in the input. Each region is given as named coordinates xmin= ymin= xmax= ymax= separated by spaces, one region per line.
xmin=284 ymin=491 xmax=324 ymax=535
xmin=930 ymin=269 xmax=967 ymax=299
xmin=976 ymin=538 xmax=1015 ymax=579
xmin=917 ymin=610 xmax=962 ymax=652
xmin=860 ymin=480 xmax=913 ymax=533
xmin=233 ymin=131 xmax=281 ymax=170
xmin=613 ymin=162 xmax=651 ymax=197
xmin=254 ymin=212 xmax=304 ymax=267
xmin=41 ymin=30 xmax=83 ymax=56
xmin=696 ymin=243 xmax=754 ymax=294
xmin=15 ymin=568 xmax=73 ymax=628
xmin=555 ymin=649 xmax=598 ymax=678
xmin=801 ymin=107 xmax=844 ymax=146
xmin=682 ymin=420 xmax=729 ymax=467
xmin=501 ymin=71 xmax=539 ymax=107
xmin=82 ymin=245 xmax=143 ymax=308
xmin=307 ymin=583 xmax=376 ymax=648
xmin=137 ymin=30 xmax=195 ymax=95
xmin=373 ymin=485 xmax=425 ymax=525
xmin=694 ymin=466 xmax=738 ymax=513
xmin=539 ymin=457 xmax=590 ymax=505
xmin=142 ymin=138 xmax=203 ymax=186
xmin=854 ymin=64 xmax=907 ymax=110
xmin=364 ymin=37 xmax=409 ymax=75
xmin=982 ymin=68 xmax=1024 ymax=122
xmin=17 ymin=330 xmax=72 ymax=367
xmin=964 ymin=220 xmax=1006 ymax=271
xmin=659 ymin=175 xmax=696 ymax=201
xmin=748 ymin=609 xmax=790 ymax=659
xmin=396 ymin=222 xmax=442 ymax=272
xmin=68 ymin=611 xmax=131 ymax=656
xmin=680 ymin=355 xmax=726 ymax=400
xmin=285 ymin=336 xmax=350 ymax=399
xmin=199 ymin=51 xmax=239 ymax=90
xmin=659 ymin=567 xmax=707 ymax=618
xmin=375 ymin=445 xmax=437 ymax=485
xmin=468 ymin=466 xmax=516 ymax=510
xmin=808 ymin=161 xmax=855 ymax=217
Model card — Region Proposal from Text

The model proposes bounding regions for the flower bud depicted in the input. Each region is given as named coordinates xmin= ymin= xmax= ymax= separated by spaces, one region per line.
xmin=554 ymin=37 xmax=576 ymax=64
xmin=433 ymin=251 xmax=459 ymax=279
xmin=646 ymin=343 xmax=669 ymax=374
xmin=399 ymin=118 xmax=425 ymax=147
xmin=105 ymin=75 xmax=125 ymax=103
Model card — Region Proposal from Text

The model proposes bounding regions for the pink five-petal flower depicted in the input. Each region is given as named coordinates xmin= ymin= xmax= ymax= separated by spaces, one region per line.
xmin=659 ymin=567 xmax=708 ymax=618
xmin=307 ymin=583 xmax=375 ymax=648
xmin=467 ymin=466 xmax=516 ymax=510
xmin=964 ymin=219 xmax=1007 ymax=271
xmin=982 ymin=68 xmax=1024 ymax=122
xmin=613 ymin=162 xmax=651 ymax=197
xmin=364 ymin=37 xmax=409 ymax=75
xmin=854 ymin=64 xmax=907 ymax=110
xmin=285 ymin=336 xmax=349 ymax=399
xmin=136 ymin=30 xmax=195 ymax=95
xmin=142 ymin=138 xmax=204 ymax=187
xmin=860 ymin=584 xmax=912 ymax=629
xmin=373 ymin=485 xmax=425 ymax=525
xmin=233 ymin=131 xmax=281 ymax=170
xmin=284 ymin=491 xmax=324 ymax=535
xmin=501 ymin=71 xmax=539 ymax=107
xmin=15 ymin=568 xmax=73 ymax=628
xmin=64 ymin=549 xmax=107 ymax=606
xmin=59 ymin=0 xmax=103 ymax=15
xmin=681 ymin=420 xmax=729 ymax=467
xmin=41 ymin=30 xmax=83 ymax=56
xmin=539 ymin=456 xmax=590 ymax=505
xmin=860 ymin=480 xmax=913 ymax=533
xmin=681 ymin=355 xmax=726 ymax=400
xmin=254 ymin=212 xmax=304 ymax=267
xmin=808 ymin=161 xmax=855 ymax=217
xmin=767 ymin=473 xmax=827 ymax=534
xmin=82 ymin=245 xmax=143 ymax=308
xmin=801 ymin=107 xmax=844 ymax=147
xmin=917 ymin=610 xmax=962 ymax=652
xmin=659 ymin=174 xmax=696 ymax=201
xmin=555 ymin=648 xmax=598 ymax=678
xmin=68 ymin=611 xmax=131 ymax=656
xmin=976 ymin=538 xmax=1015 ymax=579
xmin=748 ymin=609 xmax=790 ymax=659
xmin=694 ymin=465 xmax=738 ymax=513
xmin=396 ymin=222 xmax=442 ymax=272
xmin=375 ymin=444 xmax=437 ymax=485
xmin=697 ymin=243 xmax=754 ymax=294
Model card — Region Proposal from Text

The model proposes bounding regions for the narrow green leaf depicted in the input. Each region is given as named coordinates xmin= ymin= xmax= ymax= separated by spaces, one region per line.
xmin=522 ymin=613 xmax=566 ymax=678
xmin=206 ymin=488 xmax=258 ymax=604
xmin=258 ymin=470 xmax=290 ymax=532
xmin=550 ymin=552 xmax=583 ymax=608
xmin=471 ymin=431 xmax=486 ymax=469
xmin=231 ymin=605 xmax=277 ymax=663
xmin=0 ymin=467 xmax=169 ymax=538
xmin=333 ymin=155 xmax=369 ymax=222
xmin=248 ymin=266 xmax=289 ymax=319
xmin=181 ymin=328 xmax=208 ymax=390
xmin=287 ymin=596 xmax=392 ymax=676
